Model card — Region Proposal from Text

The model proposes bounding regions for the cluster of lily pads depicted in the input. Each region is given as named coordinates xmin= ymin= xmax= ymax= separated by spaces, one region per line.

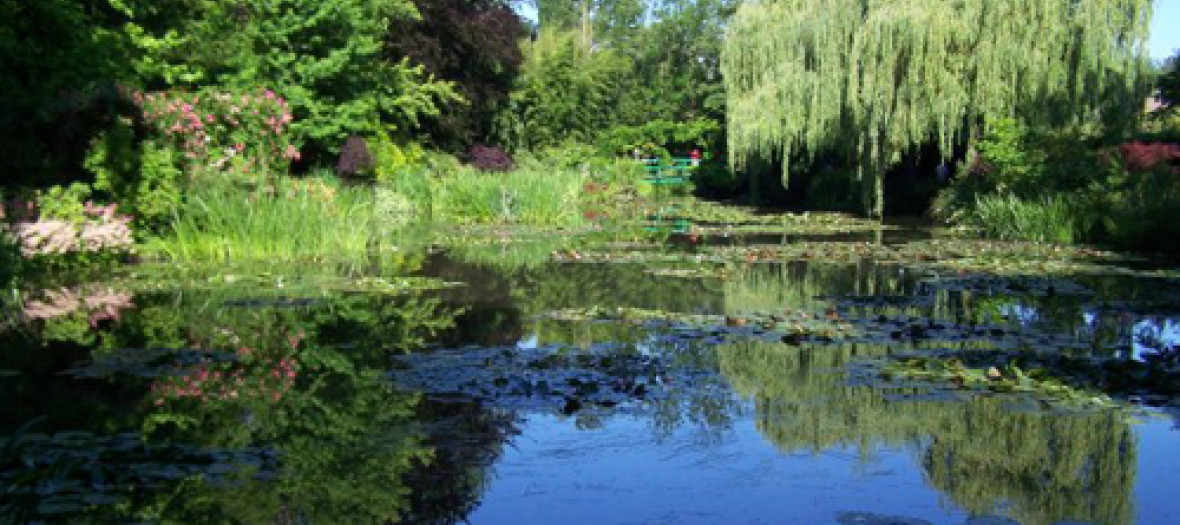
xmin=1 ymin=428 xmax=277 ymax=520
xmin=389 ymin=342 xmax=731 ymax=417
xmin=519 ymin=265 xmax=1180 ymax=410
xmin=879 ymin=356 xmax=1118 ymax=408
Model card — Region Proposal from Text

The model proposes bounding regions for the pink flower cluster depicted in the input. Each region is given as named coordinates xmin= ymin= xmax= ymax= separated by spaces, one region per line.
xmin=2 ymin=201 xmax=133 ymax=258
xmin=150 ymin=353 xmax=300 ymax=406
xmin=135 ymin=87 xmax=299 ymax=175
xmin=149 ymin=328 xmax=306 ymax=407
xmin=21 ymin=286 xmax=134 ymax=327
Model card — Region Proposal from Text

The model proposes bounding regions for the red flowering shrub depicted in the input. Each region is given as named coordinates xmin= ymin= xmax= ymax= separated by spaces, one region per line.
xmin=151 ymin=354 xmax=299 ymax=406
xmin=150 ymin=330 xmax=305 ymax=407
xmin=1117 ymin=141 xmax=1180 ymax=174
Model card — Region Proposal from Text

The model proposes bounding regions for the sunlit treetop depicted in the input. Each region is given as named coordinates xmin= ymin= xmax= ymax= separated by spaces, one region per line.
xmin=722 ymin=0 xmax=1154 ymax=217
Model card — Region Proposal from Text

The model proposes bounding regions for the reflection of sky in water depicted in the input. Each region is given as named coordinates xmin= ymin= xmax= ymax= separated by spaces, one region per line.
xmin=1133 ymin=318 xmax=1180 ymax=361
xmin=999 ymin=303 xmax=1040 ymax=325
xmin=517 ymin=333 xmax=540 ymax=350
xmin=1004 ymin=306 xmax=1180 ymax=361
xmin=471 ymin=411 xmax=971 ymax=525
xmin=470 ymin=408 xmax=1180 ymax=525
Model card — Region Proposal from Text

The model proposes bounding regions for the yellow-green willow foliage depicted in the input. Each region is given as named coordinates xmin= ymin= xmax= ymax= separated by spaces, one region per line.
xmin=722 ymin=0 xmax=1153 ymax=218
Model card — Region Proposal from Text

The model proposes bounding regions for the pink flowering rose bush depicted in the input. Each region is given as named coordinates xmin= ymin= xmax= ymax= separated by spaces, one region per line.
xmin=133 ymin=86 xmax=301 ymax=182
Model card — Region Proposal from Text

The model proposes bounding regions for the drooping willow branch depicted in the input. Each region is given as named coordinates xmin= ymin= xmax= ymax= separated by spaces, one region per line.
xmin=722 ymin=0 xmax=1153 ymax=218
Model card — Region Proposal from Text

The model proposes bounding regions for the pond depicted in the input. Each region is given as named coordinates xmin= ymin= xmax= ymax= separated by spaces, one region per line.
xmin=3 ymin=224 xmax=1180 ymax=524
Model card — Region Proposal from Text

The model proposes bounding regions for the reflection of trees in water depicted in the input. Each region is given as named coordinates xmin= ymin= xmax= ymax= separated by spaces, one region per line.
xmin=431 ymin=253 xmax=723 ymax=313
xmin=426 ymin=254 xmax=724 ymax=348
xmin=0 ymin=283 xmax=510 ymax=524
xmin=718 ymin=340 xmax=1136 ymax=525
xmin=723 ymin=261 xmax=909 ymax=315
xmin=514 ymin=262 xmax=724 ymax=315
xmin=720 ymin=341 xmax=919 ymax=453
xmin=923 ymin=400 xmax=1133 ymax=525
xmin=400 ymin=401 xmax=518 ymax=525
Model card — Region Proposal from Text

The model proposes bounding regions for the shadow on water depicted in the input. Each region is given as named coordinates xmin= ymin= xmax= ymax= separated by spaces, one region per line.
xmin=3 ymin=229 xmax=1180 ymax=524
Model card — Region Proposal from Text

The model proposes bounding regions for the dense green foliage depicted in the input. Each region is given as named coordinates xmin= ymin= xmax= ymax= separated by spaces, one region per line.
xmin=494 ymin=28 xmax=631 ymax=151
xmin=1159 ymin=50 xmax=1180 ymax=110
xmin=933 ymin=117 xmax=1180 ymax=254
xmin=0 ymin=1 xmax=135 ymax=183
xmin=3 ymin=0 xmax=1175 ymax=262
xmin=0 ymin=0 xmax=459 ymax=181
xmin=129 ymin=0 xmax=455 ymax=159
xmin=723 ymin=0 xmax=1153 ymax=218
xmin=497 ymin=1 xmax=730 ymax=157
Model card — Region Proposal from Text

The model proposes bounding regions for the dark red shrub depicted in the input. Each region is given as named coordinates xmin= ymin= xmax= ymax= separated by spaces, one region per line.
xmin=468 ymin=144 xmax=513 ymax=172
xmin=389 ymin=0 xmax=526 ymax=150
xmin=1118 ymin=141 xmax=1180 ymax=174
xmin=336 ymin=136 xmax=374 ymax=176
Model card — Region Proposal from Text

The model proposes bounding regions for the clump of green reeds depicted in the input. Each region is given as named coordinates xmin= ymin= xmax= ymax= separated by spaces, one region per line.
xmin=969 ymin=194 xmax=1080 ymax=245
xmin=149 ymin=174 xmax=383 ymax=263
xmin=380 ymin=165 xmax=587 ymax=227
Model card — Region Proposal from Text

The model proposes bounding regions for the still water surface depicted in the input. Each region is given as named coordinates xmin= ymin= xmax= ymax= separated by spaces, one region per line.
xmin=3 ymin=237 xmax=1180 ymax=524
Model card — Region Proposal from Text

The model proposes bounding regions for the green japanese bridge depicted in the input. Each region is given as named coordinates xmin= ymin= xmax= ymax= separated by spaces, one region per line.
xmin=639 ymin=157 xmax=697 ymax=232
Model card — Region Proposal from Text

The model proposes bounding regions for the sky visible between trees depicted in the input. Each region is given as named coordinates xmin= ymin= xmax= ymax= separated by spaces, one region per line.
xmin=516 ymin=1 xmax=1179 ymax=61
xmin=1150 ymin=0 xmax=1180 ymax=60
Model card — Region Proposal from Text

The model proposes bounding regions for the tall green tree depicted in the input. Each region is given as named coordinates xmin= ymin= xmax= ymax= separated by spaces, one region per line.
xmin=499 ymin=0 xmax=733 ymax=154
xmin=142 ymin=0 xmax=456 ymax=158
xmin=531 ymin=0 xmax=645 ymax=48
xmin=0 ymin=0 xmax=138 ymax=183
xmin=620 ymin=0 xmax=736 ymax=124
xmin=722 ymin=0 xmax=1154 ymax=218
xmin=494 ymin=28 xmax=631 ymax=151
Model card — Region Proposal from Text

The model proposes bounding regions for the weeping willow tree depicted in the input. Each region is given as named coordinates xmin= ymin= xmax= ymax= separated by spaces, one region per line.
xmin=722 ymin=0 xmax=1153 ymax=218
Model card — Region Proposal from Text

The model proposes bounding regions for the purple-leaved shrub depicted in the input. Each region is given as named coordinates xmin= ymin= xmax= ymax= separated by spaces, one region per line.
xmin=336 ymin=136 xmax=375 ymax=176
xmin=468 ymin=145 xmax=513 ymax=172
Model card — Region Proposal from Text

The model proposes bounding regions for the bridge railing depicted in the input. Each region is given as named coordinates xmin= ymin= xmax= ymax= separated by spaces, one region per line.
xmin=640 ymin=158 xmax=697 ymax=186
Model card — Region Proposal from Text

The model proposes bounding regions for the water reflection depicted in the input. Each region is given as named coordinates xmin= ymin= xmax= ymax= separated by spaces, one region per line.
xmin=0 ymin=275 xmax=508 ymax=524
xmin=720 ymin=339 xmax=1135 ymax=525
xmin=3 ymin=247 xmax=1180 ymax=524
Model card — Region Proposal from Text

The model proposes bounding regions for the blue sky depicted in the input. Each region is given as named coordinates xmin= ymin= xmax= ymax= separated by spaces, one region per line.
xmin=515 ymin=2 xmax=1178 ymax=60
xmin=514 ymin=4 xmax=537 ymax=23
xmin=1150 ymin=0 xmax=1180 ymax=60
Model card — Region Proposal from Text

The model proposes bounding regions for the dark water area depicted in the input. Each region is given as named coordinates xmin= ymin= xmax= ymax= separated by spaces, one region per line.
xmin=3 ymin=236 xmax=1180 ymax=524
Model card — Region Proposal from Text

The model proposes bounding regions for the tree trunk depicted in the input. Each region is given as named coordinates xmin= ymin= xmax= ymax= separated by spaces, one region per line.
xmin=580 ymin=0 xmax=592 ymax=50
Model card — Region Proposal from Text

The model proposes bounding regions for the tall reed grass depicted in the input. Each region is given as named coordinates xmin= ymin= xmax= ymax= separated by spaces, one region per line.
xmin=969 ymin=194 xmax=1080 ymax=245
xmin=380 ymin=165 xmax=587 ymax=226
xmin=148 ymin=175 xmax=384 ymax=263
